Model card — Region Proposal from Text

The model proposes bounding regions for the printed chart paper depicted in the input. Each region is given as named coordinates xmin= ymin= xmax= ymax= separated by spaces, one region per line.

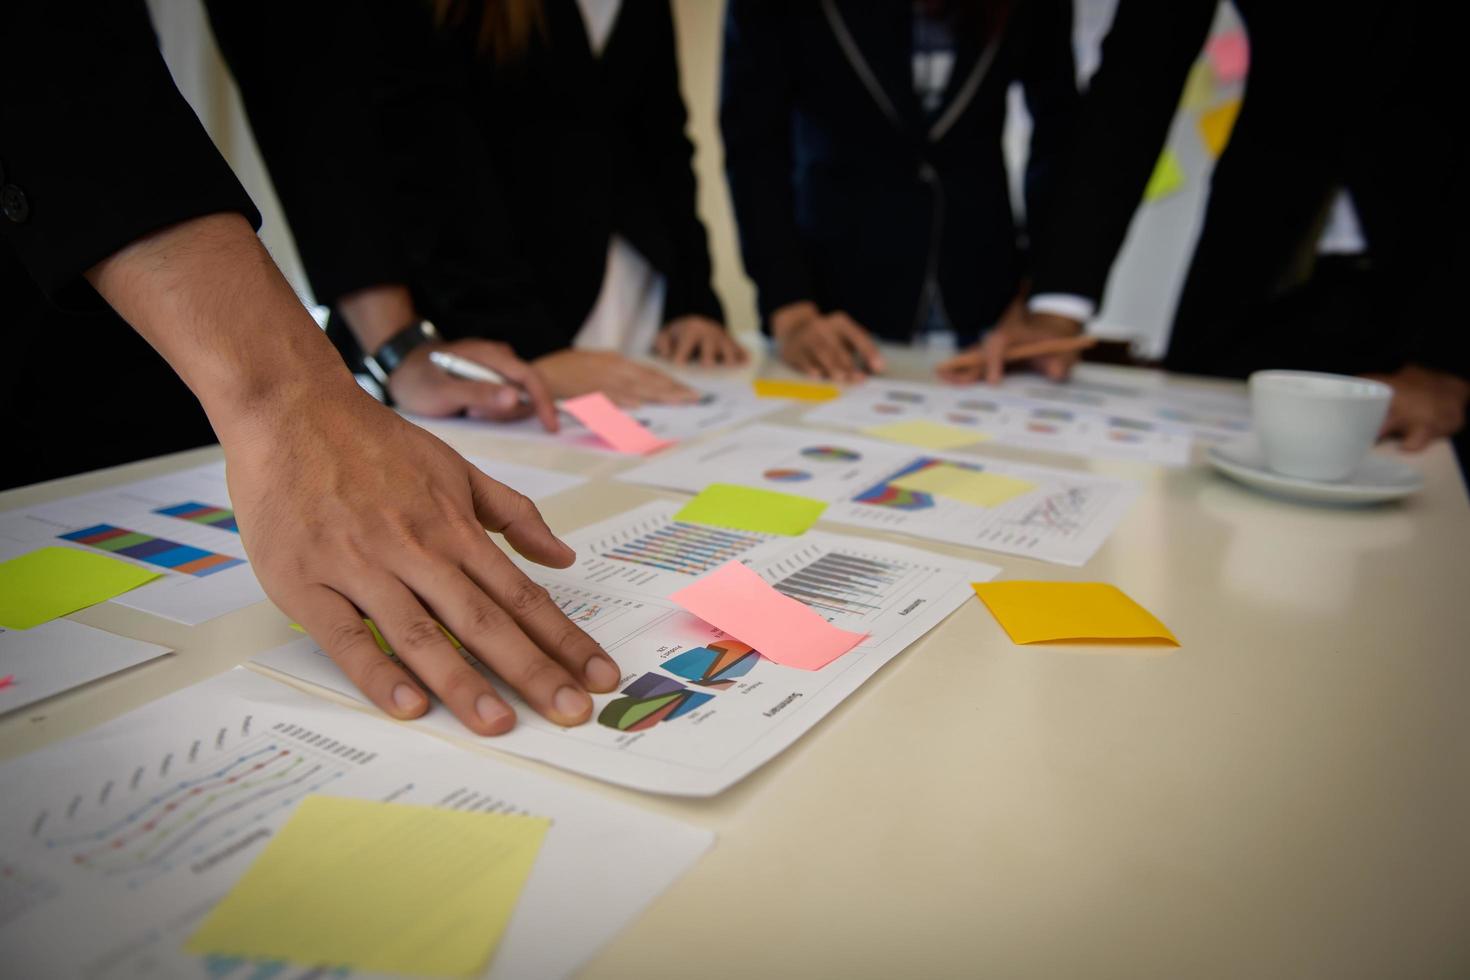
xmin=618 ymin=425 xmax=1139 ymax=567
xmin=0 ymin=619 xmax=170 ymax=714
xmin=0 ymin=463 xmax=265 ymax=625
xmin=450 ymin=377 xmax=784 ymax=454
xmin=467 ymin=455 xmax=587 ymax=500
xmin=0 ymin=668 xmax=711 ymax=980
xmin=256 ymin=500 xmax=999 ymax=795
xmin=802 ymin=378 xmax=1200 ymax=467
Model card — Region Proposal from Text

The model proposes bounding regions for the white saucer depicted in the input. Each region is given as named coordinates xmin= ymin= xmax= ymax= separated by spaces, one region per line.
xmin=1207 ymin=441 xmax=1424 ymax=505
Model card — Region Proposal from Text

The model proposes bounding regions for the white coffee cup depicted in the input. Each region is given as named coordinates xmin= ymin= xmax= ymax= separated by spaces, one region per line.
xmin=1248 ymin=370 xmax=1392 ymax=482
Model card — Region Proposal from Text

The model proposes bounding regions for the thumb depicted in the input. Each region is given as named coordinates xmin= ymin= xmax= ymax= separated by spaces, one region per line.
xmin=468 ymin=468 xmax=576 ymax=568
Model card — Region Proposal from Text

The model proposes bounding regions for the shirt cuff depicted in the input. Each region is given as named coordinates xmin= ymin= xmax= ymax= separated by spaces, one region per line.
xmin=1027 ymin=293 xmax=1096 ymax=323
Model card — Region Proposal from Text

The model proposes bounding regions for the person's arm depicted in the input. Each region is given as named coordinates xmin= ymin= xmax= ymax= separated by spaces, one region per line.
xmin=89 ymin=214 xmax=618 ymax=732
xmin=719 ymin=0 xmax=817 ymax=328
xmin=3 ymin=1 xmax=619 ymax=733
xmin=203 ymin=0 xmax=555 ymax=425
xmin=1016 ymin=0 xmax=1082 ymax=262
xmin=633 ymin=1 xmax=744 ymax=366
xmin=1028 ymin=0 xmax=1216 ymax=304
xmin=939 ymin=0 xmax=1214 ymax=384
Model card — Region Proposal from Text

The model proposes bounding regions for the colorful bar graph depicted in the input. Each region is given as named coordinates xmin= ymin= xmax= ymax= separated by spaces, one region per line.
xmin=154 ymin=501 xmax=239 ymax=533
xmin=599 ymin=521 xmax=766 ymax=576
xmin=60 ymin=524 xmax=244 ymax=577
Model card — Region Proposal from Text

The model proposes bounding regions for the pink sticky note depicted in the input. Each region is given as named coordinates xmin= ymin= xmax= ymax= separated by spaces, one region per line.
xmin=559 ymin=392 xmax=673 ymax=455
xmin=1206 ymin=30 xmax=1249 ymax=84
xmin=670 ymin=561 xmax=867 ymax=671
xmin=0 ymin=675 xmax=14 ymax=691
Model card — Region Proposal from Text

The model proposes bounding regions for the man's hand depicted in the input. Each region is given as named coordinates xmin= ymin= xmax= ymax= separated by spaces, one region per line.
xmin=225 ymin=387 xmax=621 ymax=735
xmin=1364 ymin=364 xmax=1470 ymax=451
xmin=534 ymin=349 xmax=700 ymax=408
xmin=937 ymin=298 xmax=1084 ymax=384
xmin=85 ymin=213 xmax=621 ymax=736
xmin=388 ymin=337 xmax=559 ymax=431
xmin=653 ymin=316 xmax=749 ymax=367
xmin=771 ymin=301 xmax=885 ymax=382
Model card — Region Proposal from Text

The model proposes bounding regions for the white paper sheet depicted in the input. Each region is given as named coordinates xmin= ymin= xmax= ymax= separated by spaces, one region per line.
xmin=802 ymin=378 xmax=1196 ymax=466
xmin=256 ymin=500 xmax=998 ymax=796
xmin=0 ymin=463 xmax=264 ymax=625
xmin=0 ymin=668 xmax=712 ymax=979
xmin=0 ymin=619 xmax=171 ymax=714
xmin=992 ymin=374 xmax=1253 ymax=445
xmin=618 ymin=424 xmax=1139 ymax=567
xmin=466 ymin=455 xmax=586 ymax=500
xmin=426 ymin=378 xmax=782 ymax=453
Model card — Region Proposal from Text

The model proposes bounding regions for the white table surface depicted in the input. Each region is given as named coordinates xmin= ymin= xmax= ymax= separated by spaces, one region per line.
xmin=3 ymin=349 xmax=1467 ymax=979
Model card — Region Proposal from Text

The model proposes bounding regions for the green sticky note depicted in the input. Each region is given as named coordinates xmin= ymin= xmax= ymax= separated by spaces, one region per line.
xmin=675 ymin=483 xmax=827 ymax=535
xmin=0 ymin=547 xmax=161 ymax=630
xmin=1144 ymin=149 xmax=1186 ymax=202
xmin=186 ymin=796 xmax=550 ymax=978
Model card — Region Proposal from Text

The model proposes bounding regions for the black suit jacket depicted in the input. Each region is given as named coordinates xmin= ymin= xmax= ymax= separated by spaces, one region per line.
xmin=1 ymin=1 xmax=259 ymax=488
xmin=1029 ymin=0 xmax=1466 ymax=379
xmin=720 ymin=0 xmax=1080 ymax=344
xmin=211 ymin=0 xmax=724 ymax=362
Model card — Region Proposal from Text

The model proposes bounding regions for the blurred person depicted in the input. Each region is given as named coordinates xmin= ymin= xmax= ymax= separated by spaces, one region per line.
xmin=720 ymin=0 xmax=1080 ymax=381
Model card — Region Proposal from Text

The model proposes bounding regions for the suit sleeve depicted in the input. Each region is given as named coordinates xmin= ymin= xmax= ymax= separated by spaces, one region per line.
xmin=1016 ymin=0 xmax=1082 ymax=262
xmin=1028 ymin=0 xmax=1215 ymax=303
xmin=719 ymin=0 xmax=814 ymax=329
xmin=635 ymin=1 xmax=725 ymax=327
xmin=0 ymin=0 xmax=258 ymax=305
xmin=204 ymin=0 xmax=403 ymax=306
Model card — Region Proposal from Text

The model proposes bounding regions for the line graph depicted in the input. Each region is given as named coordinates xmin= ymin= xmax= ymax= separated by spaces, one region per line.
xmin=34 ymin=718 xmax=370 ymax=889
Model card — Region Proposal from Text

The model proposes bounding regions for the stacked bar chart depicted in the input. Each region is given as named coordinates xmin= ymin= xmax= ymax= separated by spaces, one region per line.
xmin=771 ymin=552 xmax=909 ymax=617
xmin=60 ymin=525 xmax=245 ymax=577
xmin=153 ymin=501 xmax=239 ymax=533
xmin=596 ymin=521 xmax=767 ymax=576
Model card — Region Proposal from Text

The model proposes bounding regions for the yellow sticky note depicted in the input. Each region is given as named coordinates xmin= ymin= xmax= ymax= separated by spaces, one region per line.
xmin=0 ymin=546 xmax=160 ymax=630
xmin=1144 ymin=149 xmax=1186 ymax=202
xmin=861 ymin=419 xmax=987 ymax=451
xmin=1198 ymin=98 xmax=1241 ymax=159
xmin=971 ymin=581 xmax=1178 ymax=646
xmin=890 ymin=465 xmax=1035 ymax=507
xmin=1179 ymin=59 xmax=1216 ymax=111
xmin=752 ymin=378 xmax=843 ymax=402
xmin=186 ymin=796 xmax=550 ymax=978
xmin=675 ymin=482 xmax=826 ymax=535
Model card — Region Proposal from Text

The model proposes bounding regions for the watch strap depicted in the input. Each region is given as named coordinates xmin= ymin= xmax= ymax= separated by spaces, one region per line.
xmin=364 ymin=320 xmax=439 ymax=385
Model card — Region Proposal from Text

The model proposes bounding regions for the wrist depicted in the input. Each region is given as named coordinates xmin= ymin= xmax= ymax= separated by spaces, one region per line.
xmin=770 ymin=301 xmax=819 ymax=340
xmin=337 ymin=283 xmax=420 ymax=353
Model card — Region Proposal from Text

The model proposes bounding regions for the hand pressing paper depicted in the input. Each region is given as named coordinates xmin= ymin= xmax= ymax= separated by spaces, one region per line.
xmin=670 ymin=561 xmax=866 ymax=670
xmin=560 ymin=392 xmax=673 ymax=454
xmin=971 ymin=581 xmax=1178 ymax=646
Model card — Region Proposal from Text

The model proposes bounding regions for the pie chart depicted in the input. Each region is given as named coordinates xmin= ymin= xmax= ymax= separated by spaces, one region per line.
xmin=801 ymin=446 xmax=862 ymax=462
xmin=764 ymin=468 xmax=812 ymax=482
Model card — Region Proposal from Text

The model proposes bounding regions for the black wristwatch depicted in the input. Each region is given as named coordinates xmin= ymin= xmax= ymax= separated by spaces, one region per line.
xmin=364 ymin=320 xmax=440 ymax=386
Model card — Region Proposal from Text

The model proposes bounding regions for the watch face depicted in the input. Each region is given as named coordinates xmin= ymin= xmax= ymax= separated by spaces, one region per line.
xmin=371 ymin=320 xmax=438 ymax=378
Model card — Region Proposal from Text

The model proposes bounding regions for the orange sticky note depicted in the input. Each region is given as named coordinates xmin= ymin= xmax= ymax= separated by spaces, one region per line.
xmin=670 ymin=561 xmax=867 ymax=671
xmin=752 ymin=379 xmax=842 ymax=402
xmin=971 ymin=581 xmax=1178 ymax=646
xmin=1206 ymin=30 xmax=1249 ymax=84
xmin=1198 ymin=98 xmax=1241 ymax=159
xmin=560 ymin=392 xmax=673 ymax=455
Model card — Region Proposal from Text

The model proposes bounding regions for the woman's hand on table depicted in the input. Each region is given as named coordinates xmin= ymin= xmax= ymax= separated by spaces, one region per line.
xmin=771 ymin=301 xmax=885 ymax=382
xmin=936 ymin=298 xmax=1083 ymax=384
xmin=654 ymin=316 xmax=749 ymax=367
xmin=387 ymin=337 xmax=559 ymax=431
xmin=534 ymin=348 xmax=700 ymax=408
